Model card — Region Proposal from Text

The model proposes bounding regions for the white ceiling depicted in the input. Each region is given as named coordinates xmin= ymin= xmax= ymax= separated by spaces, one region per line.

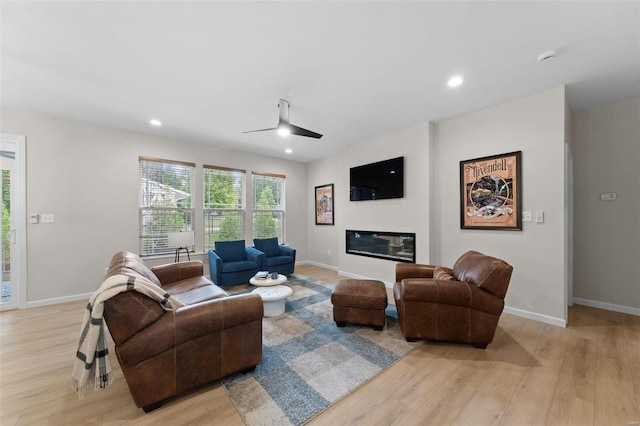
xmin=2 ymin=1 xmax=639 ymax=163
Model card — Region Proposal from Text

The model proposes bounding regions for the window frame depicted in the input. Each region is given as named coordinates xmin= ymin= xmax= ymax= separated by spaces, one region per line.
xmin=203 ymin=164 xmax=246 ymax=250
xmin=138 ymin=156 xmax=196 ymax=257
xmin=252 ymin=171 xmax=286 ymax=244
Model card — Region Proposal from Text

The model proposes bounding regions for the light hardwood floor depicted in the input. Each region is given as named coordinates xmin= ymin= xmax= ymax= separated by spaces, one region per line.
xmin=0 ymin=264 xmax=638 ymax=425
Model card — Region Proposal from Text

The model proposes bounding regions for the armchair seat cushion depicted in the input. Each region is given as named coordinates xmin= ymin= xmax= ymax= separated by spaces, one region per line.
xmin=265 ymin=255 xmax=294 ymax=267
xmin=165 ymin=277 xmax=228 ymax=305
xmin=222 ymin=260 xmax=260 ymax=273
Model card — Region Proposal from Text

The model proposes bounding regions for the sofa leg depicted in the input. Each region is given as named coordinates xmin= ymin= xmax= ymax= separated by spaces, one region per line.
xmin=472 ymin=343 xmax=488 ymax=349
xmin=335 ymin=321 xmax=346 ymax=327
xmin=142 ymin=402 xmax=162 ymax=413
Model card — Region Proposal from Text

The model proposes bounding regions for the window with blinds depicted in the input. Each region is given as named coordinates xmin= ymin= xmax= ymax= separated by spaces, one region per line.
xmin=252 ymin=171 xmax=285 ymax=243
xmin=139 ymin=157 xmax=195 ymax=256
xmin=203 ymin=165 xmax=246 ymax=249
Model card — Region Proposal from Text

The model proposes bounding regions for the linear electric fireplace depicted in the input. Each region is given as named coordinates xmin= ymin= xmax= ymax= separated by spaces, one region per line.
xmin=346 ymin=230 xmax=415 ymax=263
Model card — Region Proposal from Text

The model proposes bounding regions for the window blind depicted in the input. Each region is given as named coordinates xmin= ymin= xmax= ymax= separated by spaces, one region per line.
xmin=252 ymin=171 xmax=285 ymax=243
xmin=139 ymin=157 xmax=195 ymax=256
xmin=203 ymin=165 xmax=246 ymax=249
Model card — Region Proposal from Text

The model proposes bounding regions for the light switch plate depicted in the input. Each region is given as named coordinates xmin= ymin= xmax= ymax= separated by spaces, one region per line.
xmin=522 ymin=211 xmax=532 ymax=222
xmin=41 ymin=213 xmax=55 ymax=223
xmin=535 ymin=210 xmax=544 ymax=223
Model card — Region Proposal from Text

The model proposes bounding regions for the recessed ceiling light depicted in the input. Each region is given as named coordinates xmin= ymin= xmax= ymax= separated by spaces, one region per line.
xmin=448 ymin=75 xmax=464 ymax=87
xmin=285 ymin=149 xmax=293 ymax=154
xmin=149 ymin=119 xmax=162 ymax=126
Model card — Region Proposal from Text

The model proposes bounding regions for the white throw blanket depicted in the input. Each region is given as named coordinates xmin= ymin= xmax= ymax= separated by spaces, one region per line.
xmin=71 ymin=274 xmax=184 ymax=398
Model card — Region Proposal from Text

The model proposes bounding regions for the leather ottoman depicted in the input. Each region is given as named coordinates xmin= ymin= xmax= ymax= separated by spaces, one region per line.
xmin=331 ymin=279 xmax=388 ymax=330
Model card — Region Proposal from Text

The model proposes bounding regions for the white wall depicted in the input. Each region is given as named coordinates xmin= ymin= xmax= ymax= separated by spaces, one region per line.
xmin=0 ymin=109 xmax=308 ymax=304
xmin=432 ymin=87 xmax=568 ymax=325
xmin=307 ymin=122 xmax=431 ymax=284
xmin=572 ymin=98 xmax=640 ymax=314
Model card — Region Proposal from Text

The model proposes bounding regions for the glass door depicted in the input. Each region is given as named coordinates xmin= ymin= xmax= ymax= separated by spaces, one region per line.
xmin=1 ymin=134 xmax=26 ymax=310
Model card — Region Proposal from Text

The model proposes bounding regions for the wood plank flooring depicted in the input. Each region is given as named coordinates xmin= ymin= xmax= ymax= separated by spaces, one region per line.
xmin=0 ymin=264 xmax=638 ymax=425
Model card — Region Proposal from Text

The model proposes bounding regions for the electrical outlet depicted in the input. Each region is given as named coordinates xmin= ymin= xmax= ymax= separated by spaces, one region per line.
xmin=522 ymin=211 xmax=532 ymax=222
xmin=600 ymin=192 xmax=616 ymax=201
xmin=30 ymin=214 xmax=39 ymax=224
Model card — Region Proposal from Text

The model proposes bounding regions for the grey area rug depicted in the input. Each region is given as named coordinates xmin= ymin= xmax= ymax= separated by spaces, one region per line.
xmin=222 ymin=275 xmax=419 ymax=426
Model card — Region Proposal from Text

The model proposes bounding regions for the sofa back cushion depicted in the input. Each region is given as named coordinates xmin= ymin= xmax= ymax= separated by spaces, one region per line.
xmin=254 ymin=237 xmax=280 ymax=257
xmin=106 ymin=251 xmax=162 ymax=287
xmin=452 ymin=250 xmax=513 ymax=299
xmin=215 ymin=240 xmax=247 ymax=262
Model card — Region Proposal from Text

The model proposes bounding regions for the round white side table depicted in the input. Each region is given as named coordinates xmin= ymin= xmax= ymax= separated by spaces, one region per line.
xmin=252 ymin=285 xmax=293 ymax=317
xmin=250 ymin=273 xmax=287 ymax=287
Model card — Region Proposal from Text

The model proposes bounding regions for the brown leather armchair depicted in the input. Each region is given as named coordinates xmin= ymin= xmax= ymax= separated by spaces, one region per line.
xmin=103 ymin=252 xmax=263 ymax=411
xmin=393 ymin=250 xmax=513 ymax=348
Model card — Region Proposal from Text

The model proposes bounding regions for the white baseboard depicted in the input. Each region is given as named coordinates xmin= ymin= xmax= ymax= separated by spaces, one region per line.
xmin=27 ymin=292 xmax=92 ymax=309
xmin=572 ymin=297 xmax=640 ymax=316
xmin=301 ymin=260 xmax=339 ymax=272
xmin=503 ymin=306 xmax=566 ymax=328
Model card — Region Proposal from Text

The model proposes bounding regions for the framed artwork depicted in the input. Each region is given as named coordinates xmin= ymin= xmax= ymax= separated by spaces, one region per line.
xmin=315 ymin=184 xmax=334 ymax=225
xmin=460 ymin=151 xmax=522 ymax=230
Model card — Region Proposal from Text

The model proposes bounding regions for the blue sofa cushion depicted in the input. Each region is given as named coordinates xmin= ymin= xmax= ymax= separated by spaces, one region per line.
xmin=265 ymin=256 xmax=293 ymax=267
xmin=215 ymin=240 xmax=247 ymax=262
xmin=254 ymin=237 xmax=280 ymax=257
xmin=222 ymin=260 xmax=259 ymax=273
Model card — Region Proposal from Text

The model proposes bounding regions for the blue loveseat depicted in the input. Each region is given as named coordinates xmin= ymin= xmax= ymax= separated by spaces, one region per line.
xmin=208 ymin=240 xmax=264 ymax=287
xmin=253 ymin=237 xmax=296 ymax=275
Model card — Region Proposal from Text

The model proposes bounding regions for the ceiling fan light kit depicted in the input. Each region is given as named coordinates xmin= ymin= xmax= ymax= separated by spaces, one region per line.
xmin=243 ymin=99 xmax=323 ymax=139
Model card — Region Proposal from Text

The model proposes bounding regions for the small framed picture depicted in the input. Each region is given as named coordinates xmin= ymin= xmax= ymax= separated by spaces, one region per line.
xmin=315 ymin=184 xmax=334 ymax=225
xmin=460 ymin=151 xmax=522 ymax=230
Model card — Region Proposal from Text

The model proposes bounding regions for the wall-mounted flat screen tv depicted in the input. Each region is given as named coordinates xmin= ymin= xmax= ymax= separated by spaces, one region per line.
xmin=350 ymin=156 xmax=404 ymax=201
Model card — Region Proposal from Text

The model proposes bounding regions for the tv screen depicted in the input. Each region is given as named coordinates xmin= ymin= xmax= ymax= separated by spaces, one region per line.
xmin=350 ymin=156 xmax=404 ymax=201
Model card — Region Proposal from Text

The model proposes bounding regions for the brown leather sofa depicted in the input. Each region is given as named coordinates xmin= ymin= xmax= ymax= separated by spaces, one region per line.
xmin=393 ymin=250 xmax=513 ymax=348
xmin=102 ymin=251 xmax=263 ymax=411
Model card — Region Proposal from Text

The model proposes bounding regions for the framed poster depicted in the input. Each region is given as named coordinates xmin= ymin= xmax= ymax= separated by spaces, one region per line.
xmin=460 ymin=151 xmax=522 ymax=230
xmin=315 ymin=184 xmax=334 ymax=225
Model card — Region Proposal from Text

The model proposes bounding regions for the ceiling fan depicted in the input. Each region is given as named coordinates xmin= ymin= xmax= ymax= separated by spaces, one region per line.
xmin=243 ymin=99 xmax=323 ymax=139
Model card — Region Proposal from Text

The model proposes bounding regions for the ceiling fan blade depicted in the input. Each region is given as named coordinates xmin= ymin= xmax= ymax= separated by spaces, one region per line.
xmin=242 ymin=127 xmax=277 ymax=134
xmin=289 ymin=123 xmax=323 ymax=139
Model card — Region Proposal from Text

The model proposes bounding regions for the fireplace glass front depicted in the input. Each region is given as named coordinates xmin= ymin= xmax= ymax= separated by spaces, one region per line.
xmin=346 ymin=230 xmax=415 ymax=263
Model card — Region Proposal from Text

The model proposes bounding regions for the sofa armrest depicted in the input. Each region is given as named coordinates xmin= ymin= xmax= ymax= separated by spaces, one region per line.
xmin=246 ymin=246 xmax=265 ymax=264
xmin=395 ymin=263 xmax=436 ymax=282
xmin=208 ymin=250 xmax=223 ymax=284
xmin=151 ymin=261 xmax=204 ymax=285
xmin=279 ymin=245 xmax=296 ymax=259
xmin=175 ymin=294 xmax=263 ymax=345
